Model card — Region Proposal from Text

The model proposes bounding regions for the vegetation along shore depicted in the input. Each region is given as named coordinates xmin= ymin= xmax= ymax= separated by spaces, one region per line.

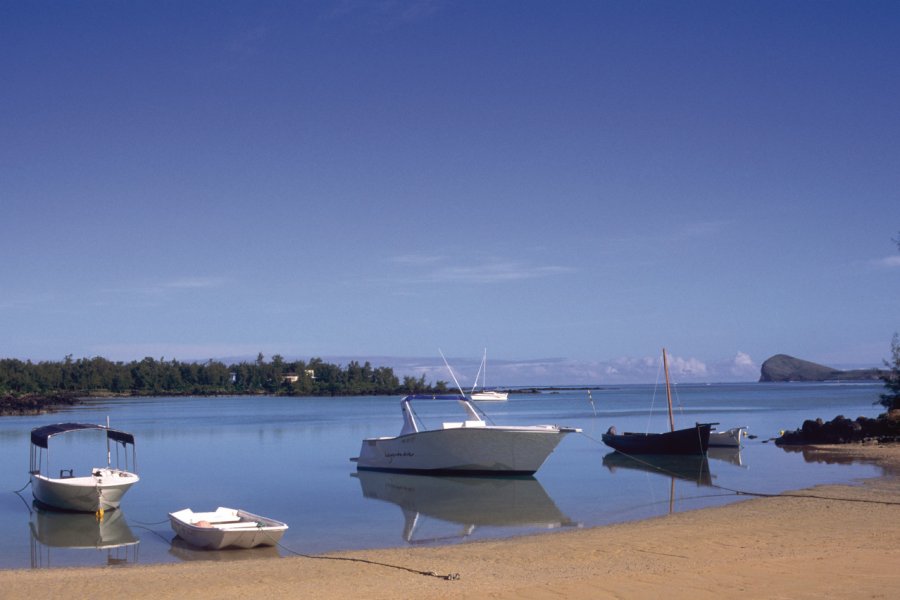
xmin=0 ymin=354 xmax=452 ymax=414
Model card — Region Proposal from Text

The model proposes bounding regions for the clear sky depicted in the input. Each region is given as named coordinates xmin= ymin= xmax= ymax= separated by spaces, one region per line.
xmin=2 ymin=1 xmax=898 ymax=384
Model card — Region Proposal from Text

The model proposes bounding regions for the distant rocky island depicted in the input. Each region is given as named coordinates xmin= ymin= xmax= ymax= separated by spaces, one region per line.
xmin=759 ymin=354 xmax=884 ymax=383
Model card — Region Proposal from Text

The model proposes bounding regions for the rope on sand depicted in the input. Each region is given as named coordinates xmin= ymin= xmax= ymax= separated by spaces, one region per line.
xmin=272 ymin=537 xmax=461 ymax=580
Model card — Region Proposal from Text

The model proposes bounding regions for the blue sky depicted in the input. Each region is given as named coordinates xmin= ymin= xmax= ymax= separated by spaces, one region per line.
xmin=2 ymin=1 xmax=898 ymax=384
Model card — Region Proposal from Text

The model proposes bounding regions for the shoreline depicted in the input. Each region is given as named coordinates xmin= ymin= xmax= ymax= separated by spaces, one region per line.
xmin=2 ymin=444 xmax=898 ymax=599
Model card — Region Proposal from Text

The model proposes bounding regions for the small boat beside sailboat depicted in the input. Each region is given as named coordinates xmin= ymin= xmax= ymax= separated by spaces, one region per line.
xmin=708 ymin=426 xmax=747 ymax=448
xmin=602 ymin=349 xmax=715 ymax=456
xmin=169 ymin=507 xmax=288 ymax=550
xmin=29 ymin=422 xmax=140 ymax=513
xmin=354 ymin=394 xmax=580 ymax=475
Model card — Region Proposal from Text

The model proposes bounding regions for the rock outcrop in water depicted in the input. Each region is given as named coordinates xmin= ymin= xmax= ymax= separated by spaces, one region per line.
xmin=759 ymin=354 xmax=884 ymax=382
xmin=775 ymin=411 xmax=900 ymax=445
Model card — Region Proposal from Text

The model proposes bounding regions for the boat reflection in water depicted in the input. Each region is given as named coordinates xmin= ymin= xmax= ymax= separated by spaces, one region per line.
xmin=169 ymin=537 xmax=281 ymax=562
xmin=29 ymin=504 xmax=139 ymax=568
xmin=707 ymin=446 xmax=745 ymax=468
xmin=353 ymin=471 xmax=578 ymax=544
xmin=602 ymin=452 xmax=714 ymax=515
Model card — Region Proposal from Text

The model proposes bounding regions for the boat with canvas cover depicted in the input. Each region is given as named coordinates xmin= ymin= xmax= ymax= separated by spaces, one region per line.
xmin=169 ymin=507 xmax=288 ymax=550
xmin=602 ymin=349 xmax=715 ymax=455
xmin=29 ymin=422 xmax=139 ymax=513
xmin=353 ymin=394 xmax=580 ymax=475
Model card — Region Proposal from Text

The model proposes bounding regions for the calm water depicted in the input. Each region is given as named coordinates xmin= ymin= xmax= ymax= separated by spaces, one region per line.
xmin=0 ymin=382 xmax=886 ymax=569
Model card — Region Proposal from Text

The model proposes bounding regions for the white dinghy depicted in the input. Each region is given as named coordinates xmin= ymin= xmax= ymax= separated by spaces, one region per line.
xmin=708 ymin=426 xmax=748 ymax=448
xmin=29 ymin=422 xmax=139 ymax=513
xmin=169 ymin=507 xmax=288 ymax=550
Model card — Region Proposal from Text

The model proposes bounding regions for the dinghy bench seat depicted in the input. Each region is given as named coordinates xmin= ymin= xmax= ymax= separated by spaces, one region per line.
xmin=189 ymin=512 xmax=242 ymax=525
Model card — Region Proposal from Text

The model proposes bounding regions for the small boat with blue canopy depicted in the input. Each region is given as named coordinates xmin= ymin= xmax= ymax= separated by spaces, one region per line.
xmin=29 ymin=421 xmax=139 ymax=513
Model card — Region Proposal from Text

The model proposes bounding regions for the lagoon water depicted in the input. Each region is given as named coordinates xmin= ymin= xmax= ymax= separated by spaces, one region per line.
xmin=0 ymin=382 xmax=886 ymax=569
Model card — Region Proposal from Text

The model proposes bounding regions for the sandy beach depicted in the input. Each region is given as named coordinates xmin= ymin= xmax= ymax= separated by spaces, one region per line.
xmin=2 ymin=444 xmax=898 ymax=599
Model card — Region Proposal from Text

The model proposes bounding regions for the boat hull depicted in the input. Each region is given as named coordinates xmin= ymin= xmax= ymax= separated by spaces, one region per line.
xmin=470 ymin=391 xmax=509 ymax=401
xmin=169 ymin=507 xmax=287 ymax=550
xmin=31 ymin=469 xmax=139 ymax=512
xmin=601 ymin=423 xmax=713 ymax=455
xmin=356 ymin=427 xmax=572 ymax=475
xmin=708 ymin=426 xmax=746 ymax=447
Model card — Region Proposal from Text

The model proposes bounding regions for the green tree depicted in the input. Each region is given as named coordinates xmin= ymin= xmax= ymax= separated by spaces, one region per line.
xmin=880 ymin=333 xmax=900 ymax=412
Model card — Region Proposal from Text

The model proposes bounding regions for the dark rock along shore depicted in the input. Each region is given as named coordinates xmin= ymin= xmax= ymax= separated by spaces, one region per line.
xmin=776 ymin=410 xmax=900 ymax=445
xmin=0 ymin=394 xmax=81 ymax=416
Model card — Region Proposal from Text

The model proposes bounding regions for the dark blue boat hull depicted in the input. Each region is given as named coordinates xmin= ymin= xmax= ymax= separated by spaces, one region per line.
xmin=601 ymin=423 xmax=713 ymax=455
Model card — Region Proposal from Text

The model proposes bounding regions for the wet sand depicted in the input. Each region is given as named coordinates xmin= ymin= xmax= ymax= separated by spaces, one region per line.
xmin=2 ymin=444 xmax=898 ymax=599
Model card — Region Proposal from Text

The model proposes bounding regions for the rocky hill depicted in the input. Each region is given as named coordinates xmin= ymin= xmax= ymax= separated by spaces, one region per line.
xmin=759 ymin=354 xmax=884 ymax=382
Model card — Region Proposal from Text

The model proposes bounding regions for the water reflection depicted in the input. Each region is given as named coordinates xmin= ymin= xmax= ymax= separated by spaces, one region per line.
xmin=602 ymin=452 xmax=713 ymax=486
xmin=168 ymin=537 xmax=281 ymax=562
xmin=778 ymin=445 xmax=891 ymax=472
xmin=353 ymin=472 xmax=577 ymax=544
xmin=29 ymin=505 xmax=139 ymax=568
xmin=707 ymin=446 xmax=745 ymax=468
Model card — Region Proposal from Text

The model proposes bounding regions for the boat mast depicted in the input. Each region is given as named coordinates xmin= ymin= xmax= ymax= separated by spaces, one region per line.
xmin=663 ymin=348 xmax=675 ymax=433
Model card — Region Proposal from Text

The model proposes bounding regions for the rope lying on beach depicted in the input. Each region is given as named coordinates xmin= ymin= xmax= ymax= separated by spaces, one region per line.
xmin=270 ymin=534 xmax=460 ymax=580
xmin=578 ymin=431 xmax=900 ymax=507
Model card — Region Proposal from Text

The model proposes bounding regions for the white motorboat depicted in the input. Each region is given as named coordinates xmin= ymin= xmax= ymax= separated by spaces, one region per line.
xmin=708 ymin=426 xmax=747 ymax=448
xmin=354 ymin=394 xmax=580 ymax=475
xmin=29 ymin=422 xmax=139 ymax=513
xmin=169 ymin=507 xmax=288 ymax=550
xmin=469 ymin=348 xmax=508 ymax=401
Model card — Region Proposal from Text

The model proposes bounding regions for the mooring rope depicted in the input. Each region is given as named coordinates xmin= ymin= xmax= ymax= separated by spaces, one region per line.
xmin=270 ymin=533 xmax=460 ymax=580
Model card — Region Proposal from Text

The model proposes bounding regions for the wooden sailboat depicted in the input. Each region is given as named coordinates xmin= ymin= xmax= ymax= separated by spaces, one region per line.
xmin=601 ymin=348 xmax=714 ymax=455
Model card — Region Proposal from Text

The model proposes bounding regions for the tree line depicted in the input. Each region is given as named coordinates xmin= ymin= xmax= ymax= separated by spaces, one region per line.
xmin=0 ymin=353 xmax=449 ymax=397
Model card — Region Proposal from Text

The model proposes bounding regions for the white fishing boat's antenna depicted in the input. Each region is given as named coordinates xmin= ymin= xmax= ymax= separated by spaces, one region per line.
xmin=438 ymin=349 xmax=466 ymax=396
xmin=106 ymin=415 xmax=111 ymax=468
xmin=471 ymin=350 xmax=485 ymax=394
xmin=439 ymin=349 xmax=494 ymax=424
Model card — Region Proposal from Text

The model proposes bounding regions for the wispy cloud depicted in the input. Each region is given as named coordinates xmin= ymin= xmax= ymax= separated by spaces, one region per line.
xmin=97 ymin=277 xmax=230 ymax=302
xmin=160 ymin=277 xmax=230 ymax=290
xmin=390 ymin=254 xmax=445 ymax=266
xmin=669 ymin=220 xmax=732 ymax=242
xmin=429 ymin=262 xmax=574 ymax=284
xmin=88 ymin=343 xmax=272 ymax=362
xmin=389 ymin=254 xmax=574 ymax=284
xmin=873 ymin=255 xmax=900 ymax=268
xmin=324 ymin=0 xmax=446 ymax=26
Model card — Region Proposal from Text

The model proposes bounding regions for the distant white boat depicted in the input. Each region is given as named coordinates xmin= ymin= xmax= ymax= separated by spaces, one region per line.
xmin=708 ymin=426 xmax=747 ymax=448
xmin=469 ymin=390 xmax=509 ymax=401
xmin=469 ymin=348 xmax=508 ymax=401
xmin=169 ymin=507 xmax=288 ymax=550
xmin=29 ymin=422 xmax=139 ymax=513
xmin=354 ymin=394 xmax=580 ymax=475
